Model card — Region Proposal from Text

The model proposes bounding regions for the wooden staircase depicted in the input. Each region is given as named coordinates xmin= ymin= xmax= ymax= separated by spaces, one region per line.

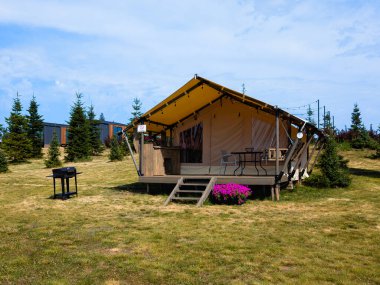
xmin=164 ymin=177 xmax=217 ymax=207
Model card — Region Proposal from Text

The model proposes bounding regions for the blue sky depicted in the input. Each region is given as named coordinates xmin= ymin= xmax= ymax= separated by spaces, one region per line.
xmin=0 ymin=0 xmax=379 ymax=129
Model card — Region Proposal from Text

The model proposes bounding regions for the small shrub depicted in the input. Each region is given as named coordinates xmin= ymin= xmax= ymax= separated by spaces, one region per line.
xmin=0 ymin=149 xmax=8 ymax=173
xmin=304 ymin=174 xmax=330 ymax=188
xmin=211 ymin=183 xmax=251 ymax=205
xmin=307 ymin=137 xmax=351 ymax=188
xmin=337 ymin=141 xmax=352 ymax=151
xmin=120 ymin=139 xmax=131 ymax=157
xmin=371 ymin=145 xmax=380 ymax=159
xmin=109 ymin=136 xmax=123 ymax=161
xmin=104 ymin=136 xmax=112 ymax=148
xmin=45 ymin=131 xmax=62 ymax=168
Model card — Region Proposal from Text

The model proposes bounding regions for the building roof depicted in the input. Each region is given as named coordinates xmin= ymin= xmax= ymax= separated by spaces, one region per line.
xmin=127 ymin=75 xmax=323 ymax=135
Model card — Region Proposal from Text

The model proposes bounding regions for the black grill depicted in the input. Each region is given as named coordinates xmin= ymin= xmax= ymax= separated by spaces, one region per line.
xmin=52 ymin=167 xmax=77 ymax=178
xmin=48 ymin=167 xmax=82 ymax=199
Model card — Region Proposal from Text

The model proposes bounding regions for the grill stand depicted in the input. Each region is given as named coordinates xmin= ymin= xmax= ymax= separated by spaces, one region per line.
xmin=47 ymin=167 xmax=82 ymax=199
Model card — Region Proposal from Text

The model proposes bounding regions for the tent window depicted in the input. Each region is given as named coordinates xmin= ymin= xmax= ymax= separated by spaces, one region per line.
xmin=179 ymin=122 xmax=203 ymax=163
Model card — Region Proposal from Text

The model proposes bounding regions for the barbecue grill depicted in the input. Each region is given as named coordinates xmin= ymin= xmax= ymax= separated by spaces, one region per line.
xmin=47 ymin=167 xmax=82 ymax=199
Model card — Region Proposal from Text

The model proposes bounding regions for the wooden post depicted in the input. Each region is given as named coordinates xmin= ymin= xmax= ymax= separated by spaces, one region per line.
xmin=275 ymin=108 xmax=280 ymax=201
xmin=275 ymin=184 xmax=280 ymax=201
xmin=287 ymin=119 xmax=292 ymax=177
xmin=169 ymin=128 xmax=173 ymax=147
xmin=271 ymin=186 xmax=274 ymax=201
xmin=139 ymin=122 xmax=144 ymax=176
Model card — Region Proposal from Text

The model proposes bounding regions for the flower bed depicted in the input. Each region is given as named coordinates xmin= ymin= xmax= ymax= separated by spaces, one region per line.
xmin=210 ymin=183 xmax=252 ymax=205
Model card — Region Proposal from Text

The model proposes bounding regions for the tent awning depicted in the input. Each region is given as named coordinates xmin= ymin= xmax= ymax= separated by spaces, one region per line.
xmin=127 ymin=75 xmax=323 ymax=136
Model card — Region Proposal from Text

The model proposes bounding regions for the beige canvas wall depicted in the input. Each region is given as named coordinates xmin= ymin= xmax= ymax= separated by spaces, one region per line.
xmin=173 ymin=97 xmax=292 ymax=167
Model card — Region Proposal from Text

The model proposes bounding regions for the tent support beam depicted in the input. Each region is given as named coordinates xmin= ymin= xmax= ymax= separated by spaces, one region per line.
xmin=142 ymin=81 xmax=204 ymax=121
xmin=309 ymin=141 xmax=325 ymax=174
xmin=168 ymin=94 xmax=225 ymax=129
xmin=139 ymin=121 xmax=144 ymax=176
xmin=275 ymin=108 xmax=280 ymax=201
xmin=122 ymin=130 xmax=141 ymax=176
xmin=303 ymin=138 xmax=320 ymax=172
xmin=146 ymin=120 xmax=170 ymax=128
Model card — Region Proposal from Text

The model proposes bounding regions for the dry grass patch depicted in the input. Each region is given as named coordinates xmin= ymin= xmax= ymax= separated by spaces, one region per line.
xmin=0 ymin=149 xmax=379 ymax=284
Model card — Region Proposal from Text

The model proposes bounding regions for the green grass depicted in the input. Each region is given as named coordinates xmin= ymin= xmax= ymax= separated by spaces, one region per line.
xmin=0 ymin=149 xmax=379 ymax=284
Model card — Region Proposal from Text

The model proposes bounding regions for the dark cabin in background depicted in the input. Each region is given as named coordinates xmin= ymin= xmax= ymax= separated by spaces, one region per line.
xmin=43 ymin=121 xmax=127 ymax=146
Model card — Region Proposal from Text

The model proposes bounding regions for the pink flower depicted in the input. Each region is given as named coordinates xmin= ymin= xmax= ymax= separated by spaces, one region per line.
xmin=211 ymin=183 xmax=251 ymax=205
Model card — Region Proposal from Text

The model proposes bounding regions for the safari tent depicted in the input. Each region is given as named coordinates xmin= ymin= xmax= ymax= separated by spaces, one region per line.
xmin=126 ymin=75 xmax=324 ymax=204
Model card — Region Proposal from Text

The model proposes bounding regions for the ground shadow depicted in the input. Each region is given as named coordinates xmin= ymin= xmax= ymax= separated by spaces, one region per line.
xmin=349 ymin=168 xmax=380 ymax=179
xmin=111 ymin=182 xmax=175 ymax=195
xmin=111 ymin=183 xmax=272 ymax=200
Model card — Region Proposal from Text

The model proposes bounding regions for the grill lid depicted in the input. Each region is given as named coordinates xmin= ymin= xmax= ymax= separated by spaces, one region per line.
xmin=52 ymin=167 xmax=77 ymax=176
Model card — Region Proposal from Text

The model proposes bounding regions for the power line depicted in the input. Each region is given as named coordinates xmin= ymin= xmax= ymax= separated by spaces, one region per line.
xmin=281 ymin=99 xmax=319 ymax=110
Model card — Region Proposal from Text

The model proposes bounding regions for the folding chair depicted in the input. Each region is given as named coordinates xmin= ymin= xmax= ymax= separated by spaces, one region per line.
xmin=219 ymin=150 xmax=237 ymax=175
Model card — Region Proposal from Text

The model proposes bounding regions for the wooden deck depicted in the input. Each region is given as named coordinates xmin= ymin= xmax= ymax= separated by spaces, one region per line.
xmin=139 ymin=174 xmax=288 ymax=186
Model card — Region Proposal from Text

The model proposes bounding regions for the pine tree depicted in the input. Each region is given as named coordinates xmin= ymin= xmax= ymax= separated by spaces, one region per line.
xmin=350 ymin=103 xmax=370 ymax=149
xmin=323 ymin=111 xmax=334 ymax=135
xmin=351 ymin=103 xmax=362 ymax=133
xmin=120 ymin=138 xmax=131 ymax=157
xmin=306 ymin=105 xmax=316 ymax=126
xmin=109 ymin=136 xmax=123 ymax=161
xmin=99 ymin=113 xmax=105 ymax=122
xmin=87 ymin=104 xmax=104 ymax=155
xmin=0 ymin=149 xmax=8 ymax=173
xmin=319 ymin=137 xmax=351 ymax=187
xmin=305 ymin=137 xmax=351 ymax=188
xmin=45 ymin=131 xmax=62 ymax=168
xmin=65 ymin=93 xmax=91 ymax=161
xmin=241 ymin=83 xmax=246 ymax=94
xmin=130 ymin=98 xmax=143 ymax=122
xmin=26 ymin=95 xmax=44 ymax=158
xmin=0 ymin=124 xmax=5 ymax=141
xmin=2 ymin=93 xmax=32 ymax=162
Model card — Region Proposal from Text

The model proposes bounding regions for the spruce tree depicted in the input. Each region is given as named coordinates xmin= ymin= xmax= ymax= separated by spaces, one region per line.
xmin=120 ymin=138 xmax=131 ymax=157
xmin=99 ymin=112 xmax=105 ymax=122
xmin=351 ymin=103 xmax=362 ymax=133
xmin=0 ymin=124 xmax=5 ymax=141
xmin=45 ymin=131 xmax=62 ymax=168
xmin=2 ymin=93 xmax=32 ymax=162
xmin=26 ymin=95 xmax=44 ymax=158
xmin=305 ymin=137 xmax=351 ymax=188
xmin=0 ymin=149 xmax=8 ymax=173
xmin=323 ymin=111 xmax=334 ymax=135
xmin=130 ymin=98 xmax=143 ymax=122
xmin=350 ymin=103 xmax=370 ymax=149
xmin=87 ymin=104 xmax=104 ymax=155
xmin=65 ymin=93 xmax=91 ymax=161
xmin=109 ymin=136 xmax=123 ymax=161
xmin=306 ymin=105 xmax=316 ymax=126
xmin=319 ymin=137 xmax=351 ymax=187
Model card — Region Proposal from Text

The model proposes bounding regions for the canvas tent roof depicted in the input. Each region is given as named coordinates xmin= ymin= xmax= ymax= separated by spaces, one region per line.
xmin=127 ymin=75 xmax=323 ymax=135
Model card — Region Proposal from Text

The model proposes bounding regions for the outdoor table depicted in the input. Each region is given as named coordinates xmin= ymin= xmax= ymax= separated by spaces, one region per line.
xmin=231 ymin=151 xmax=267 ymax=176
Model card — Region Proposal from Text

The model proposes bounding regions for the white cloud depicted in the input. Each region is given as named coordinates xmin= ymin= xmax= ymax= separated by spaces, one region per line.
xmin=0 ymin=0 xmax=379 ymax=128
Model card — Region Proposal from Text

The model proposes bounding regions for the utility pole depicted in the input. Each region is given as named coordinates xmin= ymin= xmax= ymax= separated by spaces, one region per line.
xmin=323 ymin=106 xmax=326 ymax=129
xmin=317 ymin=99 xmax=320 ymax=129
xmin=332 ymin=115 xmax=335 ymax=130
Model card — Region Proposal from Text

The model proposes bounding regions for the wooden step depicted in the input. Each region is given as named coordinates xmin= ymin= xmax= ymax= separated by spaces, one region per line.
xmin=180 ymin=183 xmax=209 ymax=186
xmin=164 ymin=176 xmax=217 ymax=207
xmin=176 ymin=190 xmax=204 ymax=193
xmin=171 ymin=197 xmax=200 ymax=200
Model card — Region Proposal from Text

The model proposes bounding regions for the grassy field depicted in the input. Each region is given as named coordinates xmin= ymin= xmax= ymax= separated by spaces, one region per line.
xmin=0 ymin=149 xmax=379 ymax=284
